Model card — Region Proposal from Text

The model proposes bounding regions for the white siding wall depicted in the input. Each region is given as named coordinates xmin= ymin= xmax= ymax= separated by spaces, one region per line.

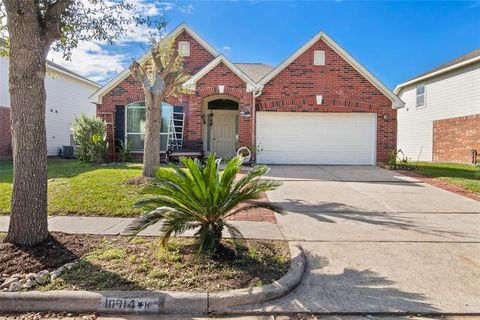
xmin=397 ymin=62 xmax=480 ymax=161
xmin=0 ymin=57 xmax=10 ymax=108
xmin=0 ymin=56 xmax=98 ymax=156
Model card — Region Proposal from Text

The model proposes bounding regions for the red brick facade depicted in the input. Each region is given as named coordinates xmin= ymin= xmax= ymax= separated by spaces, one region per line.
xmin=97 ymin=28 xmax=397 ymax=163
xmin=0 ymin=107 xmax=12 ymax=159
xmin=433 ymin=114 xmax=480 ymax=163
xmin=191 ymin=62 xmax=254 ymax=148
xmin=97 ymin=30 xmax=216 ymax=154
xmin=256 ymin=38 xmax=396 ymax=163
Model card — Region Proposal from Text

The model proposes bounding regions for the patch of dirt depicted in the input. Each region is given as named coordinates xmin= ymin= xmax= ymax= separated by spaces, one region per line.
xmin=0 ymin=233 xmax=100 ymax=275
xmin=0 ymin=233 xmax=290 ymax=292
xmin=395 ymin=169 xmax=480 ymax=201
xmin=122 ymin=176 xmax=153 ymax=185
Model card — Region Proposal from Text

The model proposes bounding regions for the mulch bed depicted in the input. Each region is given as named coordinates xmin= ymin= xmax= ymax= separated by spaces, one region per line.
xmin=0 ymin=232 xmax=289 ymax=292
xmin=0 ymin=233 xmax=99 ymax=275
xmin=395 ymin=169 xmax=480 ymax=201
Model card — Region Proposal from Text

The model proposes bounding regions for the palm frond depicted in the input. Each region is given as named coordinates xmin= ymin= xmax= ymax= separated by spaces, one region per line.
xmin=225 ymin=223 xmax=244 ymax=239
xmin=134 ymin=155 xmax=281 ymax=254
xmin=125 ymin=207 xmax=173 ymax=237
xmin=193 ymin=223 xmax=222 ymax=255
xmin=225 ymin=222 xmax=247 ymax=250
xmin=159 ymin=212 xmax=201 ymax=247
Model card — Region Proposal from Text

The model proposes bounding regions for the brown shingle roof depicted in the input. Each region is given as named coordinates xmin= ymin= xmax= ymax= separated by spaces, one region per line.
xmin=234 ymin=63 xmax=274 ymax=83
xmin=405 ymin=48 xmax=480 ymax=83
xmin=46 ymin=60 xmax=100 ymax=86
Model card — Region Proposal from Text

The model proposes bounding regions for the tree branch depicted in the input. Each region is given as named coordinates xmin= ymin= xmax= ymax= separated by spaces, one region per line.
xmin=151 ymin=46 xmax=164 ymax=75
xmin=44 ymin=0 xmax=73 ymax=44
xmin=130 ymin=59 xmax=152 ymax=89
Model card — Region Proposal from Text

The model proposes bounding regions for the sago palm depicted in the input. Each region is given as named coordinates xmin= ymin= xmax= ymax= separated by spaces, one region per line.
xmin=126 ymin=154 xmax=282 ymax=254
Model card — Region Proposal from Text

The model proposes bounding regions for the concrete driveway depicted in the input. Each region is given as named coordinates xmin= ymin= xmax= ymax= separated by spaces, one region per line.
xmin=230 ymin=166 xmax=480 ymax=315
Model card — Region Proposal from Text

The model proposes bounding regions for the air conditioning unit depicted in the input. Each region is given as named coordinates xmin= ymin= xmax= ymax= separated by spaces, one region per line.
xmin=62 ymin=145 xmax=75 ymax=158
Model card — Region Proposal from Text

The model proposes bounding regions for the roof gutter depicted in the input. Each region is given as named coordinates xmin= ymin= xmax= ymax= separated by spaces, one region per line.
xmin=394 ymin=55 xmax=480 ymax=95
xmin=47 ymin=65 xmax=100 ymax=88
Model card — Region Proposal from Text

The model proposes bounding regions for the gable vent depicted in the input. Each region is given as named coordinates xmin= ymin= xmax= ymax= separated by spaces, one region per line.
xmin=314 ymin=50 xmax=325 ymax=66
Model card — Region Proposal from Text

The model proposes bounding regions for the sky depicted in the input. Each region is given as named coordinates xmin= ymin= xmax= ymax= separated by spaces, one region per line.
xmin=48 ymin=0 xmax=480 ymax=89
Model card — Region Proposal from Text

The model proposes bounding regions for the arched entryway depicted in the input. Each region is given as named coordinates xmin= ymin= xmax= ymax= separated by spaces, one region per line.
xmin=202 ymin=95 xmax=240 ymax=158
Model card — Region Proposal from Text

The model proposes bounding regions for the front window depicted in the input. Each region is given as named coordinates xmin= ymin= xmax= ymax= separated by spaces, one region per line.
xmin=126 ymin=101 xmax=173 ymax=152
xmin=416 ymin=83 xmax=425 ymax=107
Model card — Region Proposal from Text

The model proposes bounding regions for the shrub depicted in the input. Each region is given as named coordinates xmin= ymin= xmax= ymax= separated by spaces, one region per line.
xmin=388 ymin=149 xmax=413 ymax=170
xmin=388 ymin=150 xmax=398 ymax=169
xmin=126 ymin=154 xmax=282 ymax=255
xmin=119 ymin=140 xmax=133 ymax=162
xmin=73 ymin=114 xmax=108 ymax=163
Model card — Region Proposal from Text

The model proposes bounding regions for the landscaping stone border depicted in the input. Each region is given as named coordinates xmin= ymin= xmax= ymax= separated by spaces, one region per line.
xmin=0 ymin=244 xmax=305 ymax=315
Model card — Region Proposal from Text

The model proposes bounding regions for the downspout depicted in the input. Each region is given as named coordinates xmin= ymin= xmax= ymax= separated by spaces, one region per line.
xmin=252 ymin=86 xmax=263 ymax=162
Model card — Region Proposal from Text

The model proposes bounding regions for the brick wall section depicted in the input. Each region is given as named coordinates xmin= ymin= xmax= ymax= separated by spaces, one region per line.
xmin=97 ymin=31 xmax=216 ymax=155
xmin=433 ymin=114 xmax=480 ymax=163
xmin=256 ymin=38 xmax=397 ymax=163
xmin=97 ymin=32 xmax=397 ymax=162
xmin=189 ymin=62 xmax=254 ymax=148
xmin=0 ymin=106 xmax=12 ymax=159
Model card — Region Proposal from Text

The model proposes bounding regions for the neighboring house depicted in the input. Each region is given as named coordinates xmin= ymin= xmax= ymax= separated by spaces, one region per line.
xmin=0 ymin=56 xmax=100 ymax=159
xmin=90 ymin=23 xmax=403 ymax=165
xmin=395 ymin=49 xmax=480 ymax=163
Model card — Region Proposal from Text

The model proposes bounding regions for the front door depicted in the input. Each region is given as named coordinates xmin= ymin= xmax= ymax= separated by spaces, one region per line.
xmin=211 ymin=111 xmax=237 ymax=158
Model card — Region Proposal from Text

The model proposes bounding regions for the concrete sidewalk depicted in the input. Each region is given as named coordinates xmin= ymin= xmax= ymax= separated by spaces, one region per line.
xmin=0 ymin=216 xmax=284 ymax=240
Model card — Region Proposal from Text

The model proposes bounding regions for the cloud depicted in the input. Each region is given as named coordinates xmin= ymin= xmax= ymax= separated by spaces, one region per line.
xmin=46 ymin=0 xmax=189 ymax=83
xmin=47 ymin=41 xmax=128 ymax=83
xmin=159 ymin=2 xmax=175 ymax=11
xmin=179 ymin=4 xmax=194 ymax=14
xmin=221 ymin=46 xmax=231 ymax=55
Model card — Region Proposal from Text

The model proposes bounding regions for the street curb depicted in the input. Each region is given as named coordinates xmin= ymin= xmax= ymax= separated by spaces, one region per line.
xmin=0 ymin=244 xmax=305 ymax=315
xmin=208 ymin=244 xmax=305 ymax=314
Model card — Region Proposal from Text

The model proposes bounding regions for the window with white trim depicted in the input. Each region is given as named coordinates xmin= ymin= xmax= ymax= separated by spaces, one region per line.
xmin=314 ymin=50 xmax=325 ymax=66
xmin=126 ymin=101 xmax=173 ymax=152
xmin=416 ymin=83 xmax=426 ymax=108
xmin=178 ymin=41 xmax=190 ymax=57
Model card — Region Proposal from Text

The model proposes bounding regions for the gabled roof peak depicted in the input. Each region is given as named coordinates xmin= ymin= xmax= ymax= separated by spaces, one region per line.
xmin=89 ymin=22 xmax=219 ymax=104
xmin=183 ymin=55 xmax=261 ymax=92
xmin=258 ymin=30 xmax=403 ymax=109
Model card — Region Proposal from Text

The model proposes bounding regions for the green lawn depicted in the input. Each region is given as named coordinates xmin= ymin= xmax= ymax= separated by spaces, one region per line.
xmin=414 ymin=162 xmax=480 ymax=194
xmin=0 ymin=159 xmax=145 ymax=217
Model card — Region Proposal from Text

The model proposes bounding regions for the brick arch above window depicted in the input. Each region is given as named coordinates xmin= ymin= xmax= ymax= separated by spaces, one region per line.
xmin=198 ymin=86 xmax=247 ymax=99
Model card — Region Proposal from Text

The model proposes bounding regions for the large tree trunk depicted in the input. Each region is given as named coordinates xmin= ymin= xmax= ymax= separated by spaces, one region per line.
xmin=143 ymin=94 xmax=162 ymax=177
xmin=4 ymin=2 xmax=50 ymax=246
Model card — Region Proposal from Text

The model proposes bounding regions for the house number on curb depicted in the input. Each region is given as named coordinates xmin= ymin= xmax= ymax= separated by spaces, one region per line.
xmin=101 ymin=298 xmax=159 ymax=312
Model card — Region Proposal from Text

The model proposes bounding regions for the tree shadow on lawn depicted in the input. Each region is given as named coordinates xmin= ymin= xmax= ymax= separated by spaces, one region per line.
xmin=272 ymin=199 xmax=475 ymax=240
xmin=0 ymin=158 xmax=142 ymax=184
xmin=4 ymin=232 xmax=290 ymax=293
xmin=47 ymin=259 xmax=145 ymax=291
xmin=0 ymin=232 xmax=144 ymax=291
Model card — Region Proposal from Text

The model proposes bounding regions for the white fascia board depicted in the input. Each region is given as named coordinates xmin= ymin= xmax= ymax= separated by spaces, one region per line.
xmin=47 ymin=65 xmax=101 ymax=88
xmin=394 ymin=55 xmax=480 ymax=95
xmin=89 ymin=23 xmax=220 ymax=104
xmin=258 ymin=31 xmax=404 ymax=109
xmin=182 ymin=55 xmax=261 ymax=92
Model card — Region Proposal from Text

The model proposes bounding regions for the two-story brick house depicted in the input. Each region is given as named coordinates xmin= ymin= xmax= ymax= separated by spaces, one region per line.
xmin=89 ymin=23 xmax=403 ymax=165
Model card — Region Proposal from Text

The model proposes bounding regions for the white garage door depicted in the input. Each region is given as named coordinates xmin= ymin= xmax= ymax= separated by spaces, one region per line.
xmin=256 ymin=112 xmax=376 ymax=165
